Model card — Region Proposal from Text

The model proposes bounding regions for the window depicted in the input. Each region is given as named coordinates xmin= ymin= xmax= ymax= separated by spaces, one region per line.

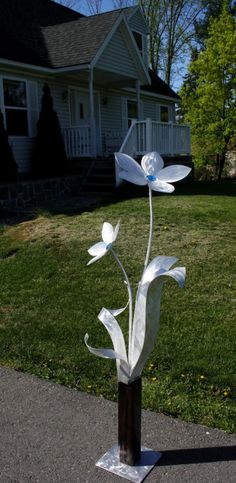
xmin=132 ymin=31 xmax=144 ymax=57
xmin=160 ymin=106 xmax=169 ymax=123
xmin=127 ymin=100 xmax=137 ymax=128
xmin=3 ymin=78 xmax=28 ymax=135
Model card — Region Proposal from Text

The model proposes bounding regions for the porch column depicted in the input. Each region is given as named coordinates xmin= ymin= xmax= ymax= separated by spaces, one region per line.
xmin=89 ymin=68 xmax=96 ymax=157
xmin=136 ymin=79 xmax=141 ymax=120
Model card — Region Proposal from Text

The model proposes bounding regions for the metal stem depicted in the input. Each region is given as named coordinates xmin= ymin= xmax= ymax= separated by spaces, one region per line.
xmin=111 ymin=249 xmax=133 ymax=365
xmin=144 ymin=187 xmax=154 ymax=270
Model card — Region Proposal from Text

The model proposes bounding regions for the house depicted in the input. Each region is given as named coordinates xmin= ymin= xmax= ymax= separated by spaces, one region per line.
xmin=0 ymin=0 xmax=191 ymax=181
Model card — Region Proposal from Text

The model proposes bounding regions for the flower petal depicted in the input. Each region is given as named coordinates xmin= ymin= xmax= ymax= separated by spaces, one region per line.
xmin=119 ymin=170 xmax=147 ymax=186
xmin=87 ymin=254 xmax=105 ymax=266
xmin=88 ymin=241 xmax=106 ymax=257
xmin=102 ymin=222 xmax=114 ymax=244
xmin=158 ymin=165 xmax=191 ymax=183
xmin=141 ymin=152 xmax=164 ymax=176
xmin=148 ymin=179 xmax=175 ymax=193
xmin=115 ymin=152 xmax=144 ymax=178
xmin=87 ymin=241 xmax=107 ymax=265
xmin=113 ymin=221 xmax=120 ymax=242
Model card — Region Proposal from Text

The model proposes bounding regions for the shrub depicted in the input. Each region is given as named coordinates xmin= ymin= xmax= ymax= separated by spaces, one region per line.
xmin=32 ymin=83 xmax=67 ymax=178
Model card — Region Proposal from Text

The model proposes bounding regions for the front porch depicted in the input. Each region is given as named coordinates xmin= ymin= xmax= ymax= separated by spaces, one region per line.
xmin=62 ymin=118 xmax=191 ymax=160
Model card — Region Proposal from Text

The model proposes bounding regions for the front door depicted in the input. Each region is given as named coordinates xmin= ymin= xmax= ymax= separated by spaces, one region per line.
xmin=70 ymin=89 xmax=101 ymax=155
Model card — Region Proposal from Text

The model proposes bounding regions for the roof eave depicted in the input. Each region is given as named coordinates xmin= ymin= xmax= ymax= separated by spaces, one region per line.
xmin=0 ymin=57 xmax=91 ymax=73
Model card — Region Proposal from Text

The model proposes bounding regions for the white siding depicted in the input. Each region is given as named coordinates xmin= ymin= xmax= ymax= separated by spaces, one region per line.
xmin=96 ymin=27 xmax=139 ymax=78
xmin=142 ymin=99 xmax=157 ymax=120
xmin=128 ymin=10 xmax=147 ymax=34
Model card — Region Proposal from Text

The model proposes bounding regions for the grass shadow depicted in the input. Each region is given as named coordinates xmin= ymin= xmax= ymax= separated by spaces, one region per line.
xmin=0 ymin=179 xmax=235 ymax=228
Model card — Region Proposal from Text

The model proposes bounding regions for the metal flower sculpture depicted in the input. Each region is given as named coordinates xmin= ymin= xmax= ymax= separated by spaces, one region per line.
xmin=85 ymin=149 xmax=191 ymax=387
xmin=84 ymin=151 xmax=191 ymax=479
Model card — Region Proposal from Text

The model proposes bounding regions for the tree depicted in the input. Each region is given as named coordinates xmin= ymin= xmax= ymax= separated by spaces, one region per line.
xmin=0 ymin=111 xmax=18 ymax=183
xmin=180 ymin=2 xmax=236 ymax=179
xmin=139 ymin=0 xmax=203 ymax=86
xmin=52 ymin=0 xmax=80 ymax=9
xmin=85 ymin=0 xmax=103 ymax=14
xmin=194 ymin=0 xmax=236 ymax=48
xmin=112 ymin=0 xmax=135 ymax=9
xmin=32 ymin=84 xmax=68 ymax=179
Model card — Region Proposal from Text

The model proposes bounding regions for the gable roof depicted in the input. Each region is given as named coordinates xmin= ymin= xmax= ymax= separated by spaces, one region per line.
xmin=142 ymin=69 xmax=180 ymax=100
xmin=42 ymin=10 xmax=123 ymax=68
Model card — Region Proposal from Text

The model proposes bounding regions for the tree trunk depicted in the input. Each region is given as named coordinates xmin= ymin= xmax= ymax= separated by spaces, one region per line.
xmin=218 ymin=151 xmax=226 ymax=181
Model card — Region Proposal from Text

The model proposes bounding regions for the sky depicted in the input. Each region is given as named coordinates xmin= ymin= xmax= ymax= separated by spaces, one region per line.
xmin=60 ymin=0 xmax=120 ymax=15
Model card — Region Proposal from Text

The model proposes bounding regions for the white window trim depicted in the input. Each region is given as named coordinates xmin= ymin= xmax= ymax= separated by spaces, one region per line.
xmin=0 ymin=75 xmax=31 ymax=137
xmin=158 ymin=104 xmax=174 ymax=123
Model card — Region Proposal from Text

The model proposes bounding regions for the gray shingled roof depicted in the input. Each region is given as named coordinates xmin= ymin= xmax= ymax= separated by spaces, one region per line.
xmin=142 ymin=69 xmax=180 ymax=100
xmin=0 ymin=1 xmax=179 ymax=99
xmin=0 ymin=0 xmax=83 ymax=68
xmin=42 ymin=10 xmax=122 ymax=68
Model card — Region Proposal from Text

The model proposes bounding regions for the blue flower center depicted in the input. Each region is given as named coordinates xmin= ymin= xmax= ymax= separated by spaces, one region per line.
xmin=146 ymin=175 xmax=156 ymax=182
xmin=106 ymin=243 xmax=112 ymax=250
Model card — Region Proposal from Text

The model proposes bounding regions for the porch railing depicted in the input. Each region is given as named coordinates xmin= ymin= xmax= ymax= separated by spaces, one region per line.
xmin=116 ymin=118 xmax=191 ymax=185
xmin=62 ymin=119 xmax=191 ymax=165
xmin=62 ymin=126 xmax=91 ymax=158
xmin=120 ymin=118 xmax=191 ymax=157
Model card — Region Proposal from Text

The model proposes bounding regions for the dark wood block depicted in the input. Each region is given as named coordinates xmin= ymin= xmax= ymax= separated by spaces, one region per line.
xmin=118 ymin=377 xmax=142 ymax=466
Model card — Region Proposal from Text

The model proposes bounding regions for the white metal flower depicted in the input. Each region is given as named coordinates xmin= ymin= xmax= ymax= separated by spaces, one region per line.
xmin=115 ymin=151 xmax=191 ymax=193
xmin=87 ymin=221 xmax=120 ymax=265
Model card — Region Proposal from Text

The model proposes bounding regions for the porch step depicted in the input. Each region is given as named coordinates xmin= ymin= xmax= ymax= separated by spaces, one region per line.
xmin=80 ymin=157 xmax=116 ymax=194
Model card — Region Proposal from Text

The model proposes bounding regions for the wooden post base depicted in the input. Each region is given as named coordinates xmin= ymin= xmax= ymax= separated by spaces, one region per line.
xmin=118 ymin=378 xmax=142 ymax=466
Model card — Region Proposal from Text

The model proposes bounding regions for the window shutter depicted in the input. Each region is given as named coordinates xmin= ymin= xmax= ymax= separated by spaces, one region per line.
xmin=28 ymin=81 xmax=38 ymax=137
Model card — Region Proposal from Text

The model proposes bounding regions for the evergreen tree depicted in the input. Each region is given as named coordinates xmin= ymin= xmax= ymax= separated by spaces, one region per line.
xmin=195 ymin=0 xmax=235 ymax=48
xmin=180 ymin=2 xmax=236 ymax=179
xmin=32 ymin=83 xmax=67 ymax=178
xmin=0 ymin=111 xmax=18 ymax=183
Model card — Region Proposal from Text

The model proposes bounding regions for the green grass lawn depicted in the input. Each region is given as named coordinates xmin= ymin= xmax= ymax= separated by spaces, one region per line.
xmin=0 ymin=181 xmax=235 ymax=432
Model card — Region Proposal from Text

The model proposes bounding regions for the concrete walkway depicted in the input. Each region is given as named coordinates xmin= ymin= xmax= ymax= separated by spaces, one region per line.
xmin=0 ymin=366 xmax=235 ymax=483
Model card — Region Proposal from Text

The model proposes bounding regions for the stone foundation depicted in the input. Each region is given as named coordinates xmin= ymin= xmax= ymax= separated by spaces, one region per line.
xmin=0 ymin=175 xmax=83 ymax=212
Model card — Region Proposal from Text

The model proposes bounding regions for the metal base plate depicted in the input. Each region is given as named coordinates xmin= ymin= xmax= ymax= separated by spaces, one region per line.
xmin=96 ymin=444 xmax=162 ymax=482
